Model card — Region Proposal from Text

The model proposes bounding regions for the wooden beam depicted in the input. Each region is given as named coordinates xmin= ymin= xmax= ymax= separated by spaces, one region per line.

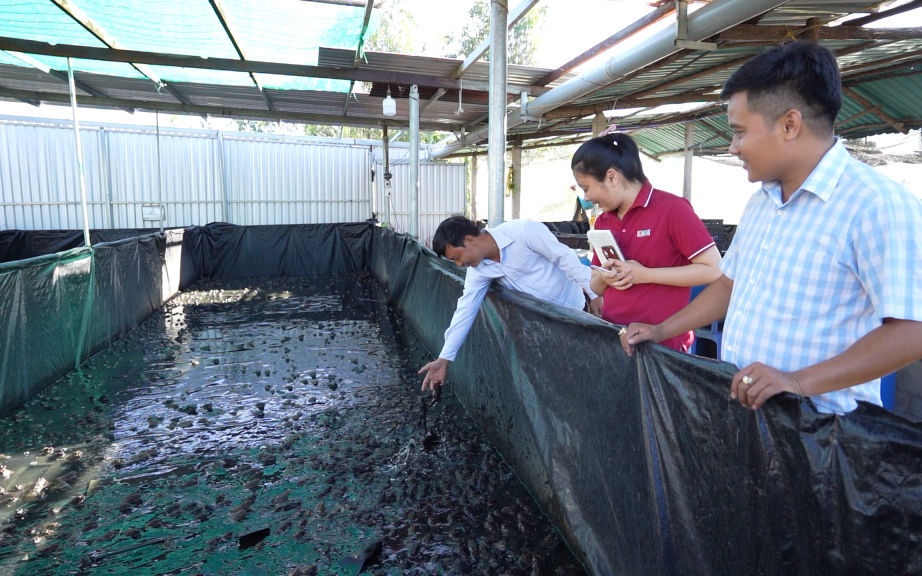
xmin=699 ymin=117 xmax=732 ymax=142
xmin=841 ymin=86 xmax=908 ymax=134
xmin=0 ymin=87 xmax=462 ymax=131
xmin=843 ymin=0 xmax=922 ymax=27
xmin=716 ymin=24 xmax=922 ymax=42
xmin=846 ymin=65 xmax=922 ymax=86
xmin=805 ymin=17 xmax=821 ymax=44
xmin=834 ymin=105 xmax=881 ymax=128
xmin=837 ymin=119 xmax=922 ymax=137
xmin=843 ymin=57 xmax=922 ymax=86
xmin=0 ymin=37 xmax=547 ymax=96
xmin=49 ymin=0 xmax=169 ymax=93
xmin=840 ymin=48 xmax=922 ymax=76
xmin=3 ymin=50 xmax=135 ymax=113
xmin=536 ymin=2 xmax=675 ymax=86
xmin=832 ymin=40 xmax=896 ymax=58
xmin=296 ymin=0 xmax=383 ymax=6
xmin=625 ymin=55 xmax=751 ymax=100
xmin=209 ymin=0 xmax=274 ymax=112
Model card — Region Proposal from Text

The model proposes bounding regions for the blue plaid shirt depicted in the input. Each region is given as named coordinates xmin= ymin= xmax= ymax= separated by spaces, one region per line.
xmin=721 ymin=140 xmax=922 ymax=414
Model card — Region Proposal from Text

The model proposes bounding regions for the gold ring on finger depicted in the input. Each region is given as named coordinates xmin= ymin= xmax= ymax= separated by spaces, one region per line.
xmin=618 ymin=327 xmax=628 ymax=337
xmin=742 ymin=375 xmax=754 ymax=385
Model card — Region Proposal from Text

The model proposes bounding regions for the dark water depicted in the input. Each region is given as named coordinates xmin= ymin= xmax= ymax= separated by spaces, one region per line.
xmin=0 ymin=274 xmax=584 ymax=575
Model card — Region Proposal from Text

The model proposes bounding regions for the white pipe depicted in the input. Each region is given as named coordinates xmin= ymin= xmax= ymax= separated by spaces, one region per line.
xmin=408 ymin=85 xmax=420 ymax=238
xmin=429 ymin=0 xmax=788 ymax=159
xmin=66 ymin=57 xmax=91 ymax=246
xmin=155 ymin=111 xmax=164 ymax=232
xmin=488 ymin=0 xmax=509 ymax=227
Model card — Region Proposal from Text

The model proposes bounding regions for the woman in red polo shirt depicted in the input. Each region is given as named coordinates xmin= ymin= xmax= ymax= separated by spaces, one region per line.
xmin=574 ymin=133 xmax=723 ymax=352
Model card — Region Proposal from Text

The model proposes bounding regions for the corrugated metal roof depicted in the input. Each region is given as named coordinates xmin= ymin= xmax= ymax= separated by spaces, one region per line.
xmin=1 ymin=0 xmax=921 ymax=151
xmin=318 ymin=47 xmax=575 ymax=87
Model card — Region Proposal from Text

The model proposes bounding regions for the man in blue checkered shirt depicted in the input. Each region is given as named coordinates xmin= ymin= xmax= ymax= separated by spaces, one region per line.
xmin=620 ymin=41 xmax=922 ymax=414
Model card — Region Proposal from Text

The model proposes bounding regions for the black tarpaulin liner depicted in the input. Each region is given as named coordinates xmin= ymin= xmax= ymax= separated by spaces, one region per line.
xmin=1 ymin=223 xmax=921 ymax=574
xmin=0 ymin=224 xmax=369 ymax=415
xmin=0 ymin=228 xmax=182 ymax=263
xmin=370 ymin=226 xmax=922 ymax=575
xmin=0 ymin=230 xmax=185 ymax=412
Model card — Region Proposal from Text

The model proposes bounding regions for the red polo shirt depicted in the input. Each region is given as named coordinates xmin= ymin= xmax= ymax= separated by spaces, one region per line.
xmin=592 ymin=180 xmax=715 ymax=352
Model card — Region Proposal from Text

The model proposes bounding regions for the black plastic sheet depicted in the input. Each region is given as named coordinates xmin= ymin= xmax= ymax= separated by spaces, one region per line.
xmin=0 ymin=224 xmax=371 ymax=415
xmin=3 ymin=223 xmax=922 ymax=575
xmin=0 ymin=228 xmax=179 ymax=263
xmin=0 ymin=229 xmax=189 ymax=414
xmin=370 ymin=226 xmax=922 ymax=575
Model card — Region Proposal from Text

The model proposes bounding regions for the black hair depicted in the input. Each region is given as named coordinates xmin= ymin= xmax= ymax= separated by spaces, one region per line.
xmin=432 ymin=214 xmax=480 ymax=257
xmin=720 ymin=41 xmax=841 ymax=135
xmin=570 ymin=132 xmax=645 ymax=184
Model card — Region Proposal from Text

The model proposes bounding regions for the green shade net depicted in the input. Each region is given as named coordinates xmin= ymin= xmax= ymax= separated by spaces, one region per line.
xmin=0 ymin=0 xmax=378 ymax=93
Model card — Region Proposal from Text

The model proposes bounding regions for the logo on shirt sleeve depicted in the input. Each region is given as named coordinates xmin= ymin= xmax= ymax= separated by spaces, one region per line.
xmin=637 ymin=229 xmax=651 ymax=237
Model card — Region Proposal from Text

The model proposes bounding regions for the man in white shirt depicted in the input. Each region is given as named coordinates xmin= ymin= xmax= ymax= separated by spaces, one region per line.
xmin=419 ymin=215 xmax=598 ymax=390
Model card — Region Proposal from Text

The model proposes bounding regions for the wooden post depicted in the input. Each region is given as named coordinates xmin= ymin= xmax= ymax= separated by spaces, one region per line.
xmin=805 ymin=17 xmax=821 ymax=44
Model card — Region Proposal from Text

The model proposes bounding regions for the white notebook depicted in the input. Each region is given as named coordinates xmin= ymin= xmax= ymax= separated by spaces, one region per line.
xmin=587 ymin=229 xmax=626 ymax=263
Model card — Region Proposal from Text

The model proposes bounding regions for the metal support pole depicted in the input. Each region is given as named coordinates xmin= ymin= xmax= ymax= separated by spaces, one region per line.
xmin=683 ymin=121 xmax=695 ymax=201
xmin=369 ymin=146 xmax=377 ymax=220
xmin=510 ymin=140 xmax=522 ymax=220
xmin=408 ymin=85 xmax=420 ymax=239
xmin=216 ymin=130 xmax=230 ymax=222
xmin=470 ymin=154 xmax=478 ymax=221
xmin=382 ymin=125 xmax=391 ymax=227
xmin=155 ymin=111 xmax=164 ymax=232
xmin=101 ymin=128 xmax=114 ymax=228
xmin=488 ymin=0 xmax=508 ymax=227
xmin=66 ymin=57 xmax=91 ymax=246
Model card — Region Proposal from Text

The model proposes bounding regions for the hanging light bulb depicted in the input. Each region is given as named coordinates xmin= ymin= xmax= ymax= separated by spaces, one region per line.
xmin=382 ymin=86 xmax=397 ymax=117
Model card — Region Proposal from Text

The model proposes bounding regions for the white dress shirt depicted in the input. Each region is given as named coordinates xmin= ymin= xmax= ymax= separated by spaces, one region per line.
xmin=439 ymin=219 xmax=595 ymax=361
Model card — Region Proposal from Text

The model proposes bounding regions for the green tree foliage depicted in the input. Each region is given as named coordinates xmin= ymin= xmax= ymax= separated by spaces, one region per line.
xmin=440 ymin=1 xmax=547 ymax=66
xmin=364 ymin=0 xmax=417 ymax=54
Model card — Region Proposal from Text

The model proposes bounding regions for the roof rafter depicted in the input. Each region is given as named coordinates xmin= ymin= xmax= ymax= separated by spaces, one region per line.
xmin=49 ymin=1 xmax=159 ymax=89
xmin=208 ymin=0 xmax=275 ymax=113
xmin=842 ymin=86 xmax=908 ymax=134
xmin=842 ymin=0 xmax=922 ymax=27
xmin=0 ymin=86 xmax=462 ymax=131
xmin=715 ymin=24 xmax=922 ymax=42
xmin=0 ymin=37 xmax=548 ymax=96
xmin=3 ymin=49 xmax=134 ymax=113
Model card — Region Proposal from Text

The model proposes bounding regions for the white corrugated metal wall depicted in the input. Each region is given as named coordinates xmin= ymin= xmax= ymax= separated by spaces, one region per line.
xmin=0 ymin=117 xmax=465 ymax=240
xmin=378 ymin=161 xmax=467 ymax=245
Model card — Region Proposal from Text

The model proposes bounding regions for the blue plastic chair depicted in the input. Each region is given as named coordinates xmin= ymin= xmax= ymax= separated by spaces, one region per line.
xmin=881 ymin=372 xmax=897 ymax=411
xmin=688 ymin=285 xmax=723 ymax=359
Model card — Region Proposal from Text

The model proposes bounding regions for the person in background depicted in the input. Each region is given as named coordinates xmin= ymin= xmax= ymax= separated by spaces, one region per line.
xmin=620 ymin=41 xmax=922 ymax=414
xmin=574 ymin=133 xmax=723 ymax=352
xmin=418 ymin=215 xmax=600 ymax=390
